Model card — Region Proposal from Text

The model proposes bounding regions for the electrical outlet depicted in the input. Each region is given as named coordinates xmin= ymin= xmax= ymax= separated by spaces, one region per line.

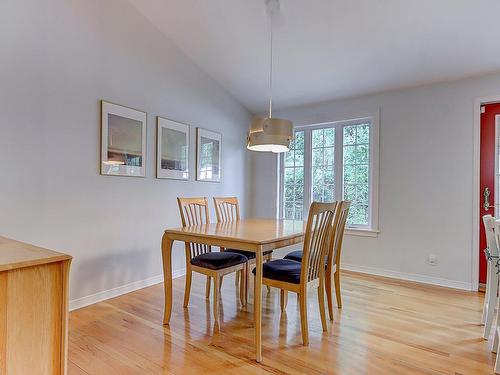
xmin=427 ymin=254 xmax=437 ymax=265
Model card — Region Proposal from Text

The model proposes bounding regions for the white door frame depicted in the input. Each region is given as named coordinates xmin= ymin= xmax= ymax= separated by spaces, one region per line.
xmin=473 ymin=95 xmax=500 ymax=291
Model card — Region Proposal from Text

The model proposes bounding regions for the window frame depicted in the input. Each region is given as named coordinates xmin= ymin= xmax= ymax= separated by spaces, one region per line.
xmin=278 ymin=113 xmax=380 ymax=234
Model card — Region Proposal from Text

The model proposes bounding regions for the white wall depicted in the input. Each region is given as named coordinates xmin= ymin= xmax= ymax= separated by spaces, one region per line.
xmin=0 ymin=0 xmax=252 ymax=306
xmin=251 ymin=72 xmax=500 ymax=290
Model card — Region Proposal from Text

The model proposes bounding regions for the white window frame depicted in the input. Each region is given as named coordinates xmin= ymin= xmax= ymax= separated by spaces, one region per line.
xmin=278 ymin=112 xmax=380 ymax=236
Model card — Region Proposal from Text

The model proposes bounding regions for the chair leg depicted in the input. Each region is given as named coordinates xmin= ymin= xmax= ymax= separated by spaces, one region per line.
xmin=299 ymin=292 xmax=309 ymax=345
xmin=239 ymin=267 xmax=246 ymax=306
xmin=265 ymin=256 xmax=271 ymax=293
xmin=205 ymin=276 xmax=211 ymax=299
xmin=235 ymin=270 xmax=240 ymax=285
xmin=245 ymin=263 xmax=249 ymax=306
xmin=493 ymin=325 xmax=499 ymax=353
xmin=325 ymin=269 xmax=334 ymax=321
xmin=219 ymin=276 xmax=223 ymax=292
xmin=482 ymin=261 xmax=492 ymax=325
xmin=318 ymin=278 xmax=328 ymax=332
xmin=334 ymin=270 xmax=342 ymax=309
xmin=183 ymin=270 xmax=192 ymax=308
xmin=213 ymin=275 xmax=220 ymax=327
xmin=280 ymin=289 xmax=288 ymax=312
xmin=495 ymin=332 xmax=500 ymax=374
xmin=484 ymin=271 xmax=498 ymax=339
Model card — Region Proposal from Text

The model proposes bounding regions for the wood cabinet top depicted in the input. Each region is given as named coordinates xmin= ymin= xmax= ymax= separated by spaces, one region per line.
xmin=0 ymin=236 xmax=71 ymax=272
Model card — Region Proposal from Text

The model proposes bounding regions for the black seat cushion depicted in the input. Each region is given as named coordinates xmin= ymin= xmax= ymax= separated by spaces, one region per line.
xmin=225 ymin=249 xmax=273 ymax=260
xmin=284 ymin=250 xmax=328 ymax=266
xmin=283 ymin=250 xmax=302 ymax=262
xmin=190 ymin=252 xmax=247 ymax=270
xmin=252 ymin=259 xmax=301 ymax=284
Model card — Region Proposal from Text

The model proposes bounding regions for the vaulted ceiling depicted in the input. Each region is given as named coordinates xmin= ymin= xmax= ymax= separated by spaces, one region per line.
xmin=129 ymin=0 xmax=500 ymax=113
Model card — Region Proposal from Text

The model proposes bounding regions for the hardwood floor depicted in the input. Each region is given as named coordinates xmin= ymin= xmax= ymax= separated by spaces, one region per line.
xmin=68 ymin=271 xmax=495 ymax=374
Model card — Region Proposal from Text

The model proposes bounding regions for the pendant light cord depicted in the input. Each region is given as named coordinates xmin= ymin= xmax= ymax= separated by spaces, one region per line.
xmin=268 ymin=10 xmax=273 ymax=119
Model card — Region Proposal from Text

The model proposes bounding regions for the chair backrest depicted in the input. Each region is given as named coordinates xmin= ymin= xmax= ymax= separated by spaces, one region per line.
xmin=213 ymin=197 xmax=240 ymax=223
xmin=177 ymin=197 xmax=211 ymax=257
xmin=485 ymin=215 xmax=499 ymax=256
xmin=300 ymin=202 xmax=338 ymax=284
xmin=329 ymin=201 xmax=351 ymax=269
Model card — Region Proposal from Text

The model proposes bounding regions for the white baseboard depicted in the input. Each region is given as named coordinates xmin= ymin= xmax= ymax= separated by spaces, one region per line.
xmin=341 ymin=263 xmax=472 ymax=291
xmin=69 ymin=263 xmax=473 ymax=312
xmin=69 ymin=268 xmax=186 ymax=311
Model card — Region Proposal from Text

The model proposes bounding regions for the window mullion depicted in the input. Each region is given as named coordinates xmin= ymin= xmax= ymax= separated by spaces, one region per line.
xmin=335 ymin=124 xmax=343 ymax=202
xmin=278 ymin=153 xmax=284 ymax=219
xmin=303 ymin=129 xmax=312 ymax=219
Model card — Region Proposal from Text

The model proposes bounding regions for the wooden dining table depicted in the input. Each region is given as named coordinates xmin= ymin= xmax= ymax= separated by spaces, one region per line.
xmin=161 ymin=218 xmax=305 ymax=362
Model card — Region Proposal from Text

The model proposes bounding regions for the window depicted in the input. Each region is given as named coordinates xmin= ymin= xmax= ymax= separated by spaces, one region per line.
xmin=283 ymin=131 xmax=305 ymax=220
xmin=280 ymin=117 xmax=379 ymax=232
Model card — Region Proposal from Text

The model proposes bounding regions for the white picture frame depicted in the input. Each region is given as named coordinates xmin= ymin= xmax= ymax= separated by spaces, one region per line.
xmin=156 ymin=117 xmax=189 ymax=180
xmin=101 ymin=100 xmax=147 ymax=177
xmin=196 ymin=128 xmax=222 ymax=182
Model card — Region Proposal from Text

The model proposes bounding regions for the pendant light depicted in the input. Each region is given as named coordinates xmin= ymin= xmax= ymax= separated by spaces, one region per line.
xmin=247 ymin=0 xmax=293 ymax=153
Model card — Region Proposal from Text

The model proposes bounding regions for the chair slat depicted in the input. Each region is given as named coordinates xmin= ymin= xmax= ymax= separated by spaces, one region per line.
xmin=213 ymin=197 xmax=240 ymax=223
xmin=177 ymin=197 xmax=211 ymax=259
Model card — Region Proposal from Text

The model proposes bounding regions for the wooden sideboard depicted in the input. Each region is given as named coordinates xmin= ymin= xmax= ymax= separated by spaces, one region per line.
xmin=0 ymin=236 xmax=72 ymax=375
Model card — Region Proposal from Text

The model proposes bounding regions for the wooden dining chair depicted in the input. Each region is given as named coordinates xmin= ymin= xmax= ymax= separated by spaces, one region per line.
xmin=283 ymin=201 xmax=350 ymax=319
xmin=482 ymin=215 xmax=499 ymax=339
xmin=490 ymin=219 xmax=500 ymax=372
xmin=177 ymin=197 xmax=247 ymax=326
xmin=253 ymin=201 xmax=337 ymax=345
xmin=213 ymin=196 xmax=273 ymax=304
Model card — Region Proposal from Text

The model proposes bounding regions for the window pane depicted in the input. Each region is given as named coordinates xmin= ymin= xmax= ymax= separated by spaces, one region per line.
xmin=282 ymin=130 xmax=304 ymax=220
xmin=311 ymin=127 xmax=336 ymax=204
xmin=357 ymin=125 xmax=370 ymax=144
xmin=312 ymin=129 xmax=323 ymax=148
xmin=344 ymin=165 xmax=355 ymax=183
xmin=343 ymin=126 xmax=356 ymax=145
xmin=294 ymin=148 xmax=304 ymax=167
xmin=312 ymin=148 xmax=323 ymax=166
xmin=342 ymin=123 xmax=371 ymax=227
xmin=294 ymin=131 xmax=304 ymax=149
xmin=343 ymin=145 xmax=356 ymax=165
xmin=323 ymin=185 xmax=334 ymax=202
xmin=324 ymin=128 xmax=335 ymax=147
xmin=356 ymin=144 xmax=369 ymax=164
xmin=324 ymin=169 xmax=334 ymax=184
xmin=356 ymin=165 xmax=369 ymax=184
xmin=344 ymin=184 xmax=356 ymax=200
xmin=324 ymin=147 xmax=334 ymax=165
xmin=285 ymin=150 xmax=294 ymax=167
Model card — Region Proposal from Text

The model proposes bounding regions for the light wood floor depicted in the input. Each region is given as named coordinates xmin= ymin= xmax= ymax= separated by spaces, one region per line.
xmin=68 ymin=271 xmax=495 ymax=374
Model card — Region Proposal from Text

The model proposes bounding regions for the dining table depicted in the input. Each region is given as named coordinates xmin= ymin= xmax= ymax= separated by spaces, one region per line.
xmin=161 ymin=218 xmax=305 ymax=362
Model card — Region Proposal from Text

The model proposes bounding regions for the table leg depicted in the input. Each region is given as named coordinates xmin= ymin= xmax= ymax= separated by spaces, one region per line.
xmin=254 ymin=247 xmax=263 ymax=362
xmin=162 ymin=233 xmax=174 ymax=325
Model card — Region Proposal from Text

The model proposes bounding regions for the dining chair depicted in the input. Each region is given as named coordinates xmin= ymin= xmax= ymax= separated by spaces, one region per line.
xmin=253 ymin=201 xmax=337 ymax=345
xmin=482 ymin=215 xmax=499 ymax=339
xmin=177 ymin=197 xmax=247 ymax=326
xmin=213 ymin=196 xmax=273 ymax=304
xmin=490 ymin=219 xmax=500 ymax=373
xmin=284 ymin=201 xmax=350 ymax=319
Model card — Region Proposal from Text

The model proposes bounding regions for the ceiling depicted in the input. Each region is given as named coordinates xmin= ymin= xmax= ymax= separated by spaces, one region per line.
xmin=129 ymin=0 xmax=500 ymax=114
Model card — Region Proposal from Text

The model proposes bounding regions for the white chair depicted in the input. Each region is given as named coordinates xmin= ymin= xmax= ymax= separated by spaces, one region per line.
xmin=482 ymin=215 xmax=499 ymax=340
xmin=491 ymin=219 xmax=500 ymax=373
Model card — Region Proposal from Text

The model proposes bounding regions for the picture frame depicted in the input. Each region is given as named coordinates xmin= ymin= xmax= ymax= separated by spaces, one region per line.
xmin=101 ymin=100 xmax=147 ymax=177
xmin=196 ymin=128 xmax=222 ymax=182
xmin=156 ymin=117 xmax=190 ymax=180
